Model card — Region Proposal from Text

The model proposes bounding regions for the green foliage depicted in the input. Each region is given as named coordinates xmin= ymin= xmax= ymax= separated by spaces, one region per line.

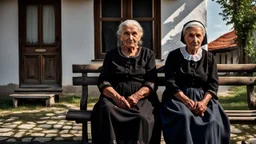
xmin=212 ymin=0 xmax=256 ymax=62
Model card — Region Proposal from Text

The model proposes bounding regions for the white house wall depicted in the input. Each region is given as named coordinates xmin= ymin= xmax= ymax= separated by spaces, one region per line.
xmin=0 ymin=0 xmax=206 ymax=86
xmin=61 ymin=0 xmax=94 ymax=85
xmin=0 ymin=0 xmax=19 ymax=85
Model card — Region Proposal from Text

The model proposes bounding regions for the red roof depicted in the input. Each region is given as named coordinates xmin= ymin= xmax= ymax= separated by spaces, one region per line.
xmin=208 ymin=30 xmax=237 ymax=52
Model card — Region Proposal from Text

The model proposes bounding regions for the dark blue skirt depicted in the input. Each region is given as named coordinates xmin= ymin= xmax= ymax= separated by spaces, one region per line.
xmin=160 ymin=88 xmax=230 ymax=144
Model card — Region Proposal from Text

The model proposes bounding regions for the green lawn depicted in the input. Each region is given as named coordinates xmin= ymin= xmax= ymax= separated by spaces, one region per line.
xmin=218 ymin=86 xmax=249 ymax=110
xmin=0 ymin=95 xmax=98 ymax=111
xmin=0 ymin=86 xmax=251 ymax=111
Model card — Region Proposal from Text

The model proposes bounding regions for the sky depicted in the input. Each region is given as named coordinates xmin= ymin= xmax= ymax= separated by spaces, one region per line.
xmin=207 ymin=0 xmax=234 ymax=42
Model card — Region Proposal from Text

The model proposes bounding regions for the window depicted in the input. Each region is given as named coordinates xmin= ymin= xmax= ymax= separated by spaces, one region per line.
xmin=94 ymin=0 xmax=161 ymax=59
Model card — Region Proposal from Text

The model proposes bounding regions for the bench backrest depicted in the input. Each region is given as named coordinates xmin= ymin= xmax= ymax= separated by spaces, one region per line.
xmin=73 ymin=64 xmax=256 ymax=110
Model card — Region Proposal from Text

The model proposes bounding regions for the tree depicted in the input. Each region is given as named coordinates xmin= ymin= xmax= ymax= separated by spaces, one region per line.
xmin=213 ymin=0 xmax=256 ymax=63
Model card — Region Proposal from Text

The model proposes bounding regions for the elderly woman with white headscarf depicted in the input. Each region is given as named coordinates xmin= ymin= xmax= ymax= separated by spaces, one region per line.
xmin=160 ymin=20 xmax=230 ymax=144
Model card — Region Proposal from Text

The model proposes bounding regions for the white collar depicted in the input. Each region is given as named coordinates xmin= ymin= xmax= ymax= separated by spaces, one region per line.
xmin=180 ymin=46 xmax=202 ymax=62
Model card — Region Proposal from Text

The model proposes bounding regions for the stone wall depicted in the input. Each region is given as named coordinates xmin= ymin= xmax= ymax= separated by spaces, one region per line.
xmin=0 ymin=83 xmax=18 ymax=99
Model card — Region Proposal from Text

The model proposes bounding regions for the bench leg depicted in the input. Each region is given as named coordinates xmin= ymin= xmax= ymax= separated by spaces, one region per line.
xmin=13 ymin=98 xmax=18 ymax=108
xmin=82 ymin=122 xmax=89 ymax=144
xmin=55 ymin=95 xmax=59 ymax=102
xmin=49 ymin=96 xmax=55 ymax=107
xmin=45 ymin=99 xmax=49 ymax=107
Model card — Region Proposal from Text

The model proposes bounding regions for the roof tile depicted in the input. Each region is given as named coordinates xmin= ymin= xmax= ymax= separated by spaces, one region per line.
xmin=208 ymin=30 xmax=237 ymax=51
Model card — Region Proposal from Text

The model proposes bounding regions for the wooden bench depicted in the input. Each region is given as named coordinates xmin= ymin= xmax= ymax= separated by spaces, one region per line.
xmin=9 ymin=93 xmax=55 ymax=108
xmin=66 ymin=64 xmax=256 ymax=143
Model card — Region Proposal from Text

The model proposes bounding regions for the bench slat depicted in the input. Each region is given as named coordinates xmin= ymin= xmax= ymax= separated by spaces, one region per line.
xmin=217 ymin=64 xmax=256 ymax=72
xmin=226 ymin=113 xmax=256 ymax=116
xmin=73 ymin=64 xmax=256 ymax=73
xmin=66 ymin=109 xmax=92 ymax=121
xmin=73 ymin=76 xmax=256 ymax=86
xmin=65 ymin=109 xmax=256 ymax=124
xmin=10 ymin=94 xmax=55 ymax=98
xmin=229 ymin=117 xmax=256 ymax=120
xmin=225 ymin=110 xmax=256 ymax=113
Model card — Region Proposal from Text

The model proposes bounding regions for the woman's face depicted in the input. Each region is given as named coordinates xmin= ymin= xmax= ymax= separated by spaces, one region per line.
xmin=120 ymin=25 xmax=142 ymax=48
xmin=184 ymin=26 xmax=205 ymax=50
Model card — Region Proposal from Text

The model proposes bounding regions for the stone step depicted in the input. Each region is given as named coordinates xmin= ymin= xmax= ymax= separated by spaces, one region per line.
xmin=14 ymin=88 xmax=62 ymax=94
xmin=9 ymin=93 xmax=55 ymax=108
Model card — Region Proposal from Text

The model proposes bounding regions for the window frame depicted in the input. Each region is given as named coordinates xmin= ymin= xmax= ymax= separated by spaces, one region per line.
xmin=19 ymin=0 xmax=60 ymax=48
xmin=94 ymin=0 xmax=161 ymax=59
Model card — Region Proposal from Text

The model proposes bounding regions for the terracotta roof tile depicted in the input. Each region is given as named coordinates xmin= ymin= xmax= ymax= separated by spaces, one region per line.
xmin=208 ymin=30 xmax=237 ymax=52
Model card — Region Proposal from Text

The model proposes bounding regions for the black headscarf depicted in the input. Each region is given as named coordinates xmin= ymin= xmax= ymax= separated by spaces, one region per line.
xmin=180 ymin=20 xmax=208 ymax=46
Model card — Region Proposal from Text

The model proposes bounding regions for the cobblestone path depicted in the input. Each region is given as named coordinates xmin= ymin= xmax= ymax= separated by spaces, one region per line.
xmin=0 ymin=106 xmax=256 ymax=144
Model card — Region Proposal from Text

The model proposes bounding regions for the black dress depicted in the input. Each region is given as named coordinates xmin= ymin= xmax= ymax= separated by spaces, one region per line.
xmin=91 ymin=47 xmax=161 ymax=144
xmin=160 ymin=47 xmax=230 ymax=144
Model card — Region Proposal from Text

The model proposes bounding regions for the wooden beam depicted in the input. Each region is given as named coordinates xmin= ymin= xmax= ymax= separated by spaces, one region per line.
xmin=73 ymin=76 xmax=256 ymax=86
xmin=73 ymin=64 xmax=256 ymax=73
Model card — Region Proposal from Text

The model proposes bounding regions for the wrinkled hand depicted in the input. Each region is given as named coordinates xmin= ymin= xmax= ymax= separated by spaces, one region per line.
xmin=193 ymin=101 xmax=207 ymax=116
xmin=113 ymin=95 xmax=130 ymax=109
xmin=127 ymin=93 xmax=142 ymax=107
xmin=184 ymin=99 xmax=196 ymax=111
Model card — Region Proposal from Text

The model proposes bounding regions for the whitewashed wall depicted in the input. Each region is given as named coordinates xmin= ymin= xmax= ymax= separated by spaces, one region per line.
xmin=0 ymin=0 xmax=19 ymax=85
xmin=61 ymin=0 xmax=94 ymax=85
xmin=160 ymin=0 xmax=207 ymax=64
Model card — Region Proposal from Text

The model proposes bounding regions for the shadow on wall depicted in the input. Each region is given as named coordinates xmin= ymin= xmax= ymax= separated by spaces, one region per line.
xmin=62 ymin=85 xmax=82 ymax=96
xmin=161 ymin=0 xmax=205 ymax=60
xmin=0 ymin=83 xmax=18 ymax=99
xmin=162 ymin=33 xmax=184 ymax=59
xmin=162 ymin=0 xmax=203 ymax=37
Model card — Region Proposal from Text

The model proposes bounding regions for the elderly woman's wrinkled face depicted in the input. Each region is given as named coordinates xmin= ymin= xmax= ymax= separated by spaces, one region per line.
xmin=184 ymin=26 xmax=204 ymax=51
xmin=120 ymin=25 xmax=142 ymax=48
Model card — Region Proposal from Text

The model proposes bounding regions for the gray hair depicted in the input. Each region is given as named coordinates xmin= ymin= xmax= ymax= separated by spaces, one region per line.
xmin=116 ymin=19 xmax=143 ymax=46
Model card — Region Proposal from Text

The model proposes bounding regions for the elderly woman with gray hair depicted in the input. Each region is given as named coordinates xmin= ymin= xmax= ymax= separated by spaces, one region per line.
xmin=91 ymin=19 xmax=161 ymax=144
xmin=160 ymin=20 xmax=230 ymax=144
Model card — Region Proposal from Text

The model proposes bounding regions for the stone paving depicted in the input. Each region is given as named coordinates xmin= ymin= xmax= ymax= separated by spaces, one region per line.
xmin=0 ymin=106 xmax=256 ymax=144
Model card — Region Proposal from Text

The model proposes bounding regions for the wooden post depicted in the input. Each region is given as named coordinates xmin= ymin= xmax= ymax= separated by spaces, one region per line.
xmin=49 ymin=96 xmax=55 ymax=107
xmin=82 ymin=122 xmax=89 ymax=144
xmin=247 ymin=85 xmax=256 ymax=110
xmin=55 ymin=95 xmax=60 ymax=102
xmin=81 ymin=73 xmax=88 ymax=110
xmin=246 ymin=72 xmax=256 ymax=110
xmin=45 ymin=99 xmax=50 ymax=107
xmin=81 ymin=72 xmax=89 ymax=143
xmin=13 ymin=98 xmax=18 ymax=108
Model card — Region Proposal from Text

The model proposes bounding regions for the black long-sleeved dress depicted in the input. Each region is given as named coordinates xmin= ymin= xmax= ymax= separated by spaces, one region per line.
xmin=160 ymin=47 xmax=230 ymax=144
xmin=91 ymin=47 xmax=160 ymax=144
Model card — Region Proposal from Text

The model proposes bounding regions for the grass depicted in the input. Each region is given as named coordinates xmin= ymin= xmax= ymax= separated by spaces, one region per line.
xmin=0 ymin=95 xmax=99 ymax=112
xmin=218 ymin=86 xmax=248 ymax=110
xmin=0 ymin=87 xmax=250 ymax=111
xmin=0 ymin=110 xmax=49 ymax=120
xmin=58 ymin=95 xmax=99 ymax=107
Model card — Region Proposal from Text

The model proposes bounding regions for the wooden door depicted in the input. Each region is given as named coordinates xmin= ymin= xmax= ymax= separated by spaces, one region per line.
xmin=19 ymin=0 xmax=61 ymax=87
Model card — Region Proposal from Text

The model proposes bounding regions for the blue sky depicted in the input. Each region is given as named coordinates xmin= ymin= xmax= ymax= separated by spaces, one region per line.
xmin=207 ymin=0 xmax=234 ymax=42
